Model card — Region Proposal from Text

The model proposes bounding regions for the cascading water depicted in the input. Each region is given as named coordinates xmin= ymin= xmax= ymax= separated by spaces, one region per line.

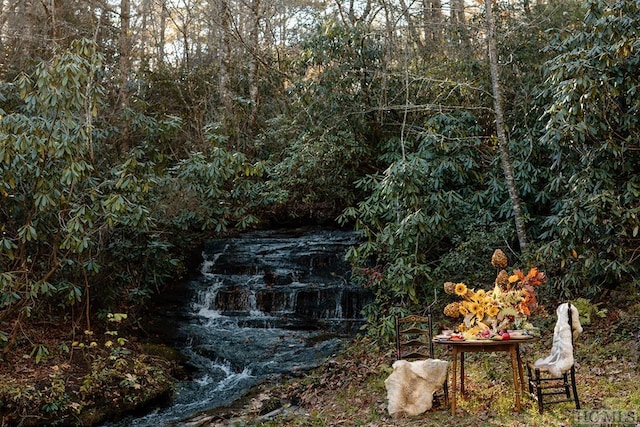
xmin=115 ymin=228 xmax=371 ymax=426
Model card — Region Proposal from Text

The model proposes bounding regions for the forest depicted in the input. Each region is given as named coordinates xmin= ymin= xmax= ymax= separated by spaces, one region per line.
xmin=0 ymin=0 xmax=639 ymax=425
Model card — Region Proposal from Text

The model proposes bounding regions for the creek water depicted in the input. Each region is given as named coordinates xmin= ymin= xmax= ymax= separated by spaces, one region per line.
xmin=115 ymin=228 xmax=371 ymax=426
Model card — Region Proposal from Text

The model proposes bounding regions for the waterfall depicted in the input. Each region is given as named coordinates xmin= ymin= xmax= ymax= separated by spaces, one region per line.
xmin=112 ymin=228 xmax=372 ymax=426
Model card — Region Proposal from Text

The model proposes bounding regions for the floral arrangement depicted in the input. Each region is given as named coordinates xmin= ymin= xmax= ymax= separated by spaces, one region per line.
xmin=443 ymin=249 xmax=546 ymax=339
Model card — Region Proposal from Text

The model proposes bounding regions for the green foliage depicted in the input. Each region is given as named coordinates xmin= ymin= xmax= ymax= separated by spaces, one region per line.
xmin=258 ymin=21 xmax=384 ymax=214
xmin=0 ymin=39 xmax=177 ymax=332
xmin=0 ymin=314 xmax=173 ymax=426
xmin=0 ymin=36 xmax=271 ymax=348
xmin=572 ymin=297 xmax=607 ymax=325
xmin=1 ymin=39 xmax=111 ymax=321
xmin=30 ymin=344 xmax=50 ymax=364
xmin=158 ymin=145 xmax=262 ymax=233
xmin=534 ymin=0 xmax=640 ymax=297
xmin=340 ymin=112 xmax=516 ymax=337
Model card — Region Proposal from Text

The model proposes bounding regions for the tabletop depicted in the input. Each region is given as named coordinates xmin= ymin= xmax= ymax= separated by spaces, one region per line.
xmin=433 ymin=336 xmax=536 ymax=345
xmin=433 ymin=336 xmax=537 ymax=347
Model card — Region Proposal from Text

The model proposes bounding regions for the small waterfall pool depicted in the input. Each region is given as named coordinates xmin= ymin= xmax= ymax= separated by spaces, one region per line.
xmin=113 ymin=228 xmax=371 ymax=426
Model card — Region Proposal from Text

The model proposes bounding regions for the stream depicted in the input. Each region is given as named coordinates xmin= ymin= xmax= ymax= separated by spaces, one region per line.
xmin=114 ymin=228 xmax=371 ymax=426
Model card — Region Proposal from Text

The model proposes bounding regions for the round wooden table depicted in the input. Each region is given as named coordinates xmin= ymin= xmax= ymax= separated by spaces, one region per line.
xmin=434 ymin=337 xmax=537 ymax=415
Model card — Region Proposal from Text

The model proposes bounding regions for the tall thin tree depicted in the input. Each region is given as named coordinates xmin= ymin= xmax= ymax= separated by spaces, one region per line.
xmin=119 ymin=0 xmax=132 ymax=152
xmin=484 ymin=0 xmax=528 ymax=250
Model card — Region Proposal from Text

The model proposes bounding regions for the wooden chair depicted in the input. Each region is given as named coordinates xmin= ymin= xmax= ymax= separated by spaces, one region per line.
xmin=526 ymin=302 xmax=581 ymax=413
xmin=394 ymin=305 xmax=449 ymax=408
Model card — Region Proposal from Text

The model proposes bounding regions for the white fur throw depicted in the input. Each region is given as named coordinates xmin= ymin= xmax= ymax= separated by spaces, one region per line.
xmin=534 ymin=302 xmax=583 ymax=376
xmin=384 ymin=358 xmax=449 ymax=417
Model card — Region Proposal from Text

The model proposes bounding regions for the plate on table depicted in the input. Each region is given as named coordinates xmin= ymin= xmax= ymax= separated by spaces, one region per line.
xmin=434 ymin=334 xmax=451 ymax=340
xmin=508 ymin=334 xmax=532 ymax=340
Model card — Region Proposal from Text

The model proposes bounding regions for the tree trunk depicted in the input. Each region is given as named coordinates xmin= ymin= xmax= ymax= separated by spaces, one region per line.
xmin=158 ymin=1 xmax=167 ymax=66
xmin=119 ymin=0 xmax=131 ymax=151
xmin=423 ymin=0 xmax=442 ymax=47
xmin=219 ymin=0 xmax=233 ymax=119
xmin=248 ymin=0 xmax=260 ymax=134
xmin=450 ymin=0 xmax=470 ymax=55
xmin=398 ymin=0 xmax=426 ymax=58
xmin=0 ymin=0 xmax=5 ymax=57
xmin=485 ymin=0 xmax=528 ymax=250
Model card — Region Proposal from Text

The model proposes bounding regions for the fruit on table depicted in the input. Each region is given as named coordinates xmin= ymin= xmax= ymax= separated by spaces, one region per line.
xmin=479 ymin=329 xmax=491 ymax=339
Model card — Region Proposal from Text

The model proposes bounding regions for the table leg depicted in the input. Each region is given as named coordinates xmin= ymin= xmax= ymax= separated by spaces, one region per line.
xmin=516 ymin=345 xmax=526 ymax=393
xmin=510 ymin=346 xmax=521 ymax=412
xmin=451 ymin=347 xmax=458 ymax=415
xmin=460 ymin=352 xmax=465 ymax=395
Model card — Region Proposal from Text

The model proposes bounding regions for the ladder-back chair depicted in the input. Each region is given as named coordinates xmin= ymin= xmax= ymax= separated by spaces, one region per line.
xmin=394 ymin=300 xmax=449 ymax=408
xmin=527 ymin=302 xmax=581 ymax=413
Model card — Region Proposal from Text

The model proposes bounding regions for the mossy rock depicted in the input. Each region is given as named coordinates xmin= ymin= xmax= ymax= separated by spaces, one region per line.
xmin=141 ymin=342 xmax=185 ymax=362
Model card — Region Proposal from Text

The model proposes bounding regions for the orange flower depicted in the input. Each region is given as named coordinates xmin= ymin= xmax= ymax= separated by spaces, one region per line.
xmin=514 ymin=269 xmax=526 ymax=281
xmin=518 ymin=302 xmax=531 ymax=316
xmin=524 ymin=267 xmax=546 ymax=286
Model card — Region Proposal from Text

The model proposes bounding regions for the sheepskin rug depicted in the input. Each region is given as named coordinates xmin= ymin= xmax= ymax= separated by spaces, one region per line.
xmin=533 ymin=302 xmax=583 ymax=376
xmin=384 ymin=358 xmax=449 ymax=417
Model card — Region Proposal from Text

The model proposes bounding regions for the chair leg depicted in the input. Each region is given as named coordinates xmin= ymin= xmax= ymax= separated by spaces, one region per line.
xmin=563 ymin=372 xmax=571 ymax=399
xmin=443 ymin=378 xmax=449 ymax=407
xmin=534 ymin=368 xmax=544 ymax=414
xmin=526 ymin=365 xmax=533 ymax=395
xmin=570 ymin=366 xmax=580 ymax=409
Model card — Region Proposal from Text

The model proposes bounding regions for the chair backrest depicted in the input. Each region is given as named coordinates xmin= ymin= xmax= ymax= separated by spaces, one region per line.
xmin=567 ymin=302 xmax=575 ymax=346
xmin=395 ymin=312 xmax=435 ymax=361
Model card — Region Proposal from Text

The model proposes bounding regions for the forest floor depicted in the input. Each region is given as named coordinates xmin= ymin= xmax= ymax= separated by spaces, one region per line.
xmin=0 ymin=296 xmax=638 ymax=426
xmin=200 ymin=298 xmax=640 ymax=427
xmin=0 ymin=320 xmax=184 ymax=426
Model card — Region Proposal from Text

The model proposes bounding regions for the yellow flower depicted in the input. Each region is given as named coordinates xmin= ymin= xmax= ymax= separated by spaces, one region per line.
xmin=475 ymin=289 xmax=486 ymax=300
xmin=476 ymin=306 xmax=485 ymax=321
xmin=487 ymin=305 xmax=500 ymax=317
xmin=459 ymin=304 xmax=470 ymax=316
xmin=454 ymin=283 xmax=468 ymax=296
xmin=468 ymin=301 xmax=479 ymax=314
xmin=508 ymin=274 xmax=520 ymax=284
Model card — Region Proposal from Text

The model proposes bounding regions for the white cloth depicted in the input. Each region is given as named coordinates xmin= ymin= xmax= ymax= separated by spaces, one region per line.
xmin=534 ymin=302 xmax=583 ymax=376
xmin=384 ymin=358 xmax=449 ymax=417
